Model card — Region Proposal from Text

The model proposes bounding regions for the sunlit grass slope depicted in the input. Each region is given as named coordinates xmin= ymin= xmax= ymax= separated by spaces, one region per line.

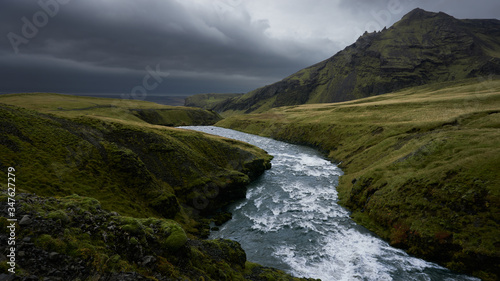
xmin=0 ymin=92 xmax=222 ymax=126
xmin=217 ymin=78 xmax=500 ymax=280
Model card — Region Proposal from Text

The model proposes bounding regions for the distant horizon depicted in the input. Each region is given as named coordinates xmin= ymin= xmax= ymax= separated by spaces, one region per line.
xmin=0 ymin=91 xmax=196 ymax=106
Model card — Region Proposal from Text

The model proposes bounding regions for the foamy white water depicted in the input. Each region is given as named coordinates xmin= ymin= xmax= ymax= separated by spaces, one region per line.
xmin=181 ymin=126 xmax=479 ymax=281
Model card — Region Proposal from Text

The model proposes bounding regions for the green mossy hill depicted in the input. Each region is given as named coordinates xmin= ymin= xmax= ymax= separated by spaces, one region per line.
xmin=0 ymin=93 xmax=272 ymax=234
xmin=185 ymin=93 xmax=244 ymax=111
xmin=214 ymin=8 xmax=500 ymax=116
xmin=0 ymin=94 xmax=310 ymax=279
xmin=0 ymin=92 xmax=222 ymax=126
xmin=0 ymin=193 xmax=316 ymax=280
xmin=217 ymin=78 xmax=500 ymax=280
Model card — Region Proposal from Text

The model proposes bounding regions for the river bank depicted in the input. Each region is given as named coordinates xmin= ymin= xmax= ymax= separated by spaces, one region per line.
xmin=215 ymin=79 xmax=500 ymax=280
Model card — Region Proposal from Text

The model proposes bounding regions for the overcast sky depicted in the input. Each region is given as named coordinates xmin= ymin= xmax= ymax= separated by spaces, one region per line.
xmin=1 ymin=0 xmax=499 ymax=103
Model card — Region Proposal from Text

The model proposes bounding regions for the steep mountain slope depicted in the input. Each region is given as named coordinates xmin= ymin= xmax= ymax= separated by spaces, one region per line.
xmin=210 ymin=8 xmax=500 ymax=115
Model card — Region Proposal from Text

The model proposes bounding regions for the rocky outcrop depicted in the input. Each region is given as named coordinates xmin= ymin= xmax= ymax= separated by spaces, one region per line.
xmin=0 ymin=193 xmax=317 ymax=280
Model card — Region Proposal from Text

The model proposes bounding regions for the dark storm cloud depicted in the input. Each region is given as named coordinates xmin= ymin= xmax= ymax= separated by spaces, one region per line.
xmin=0 ymin=0 xmax=498 ymax=99
xmin=0 ymin=0 xmax=310 ymax=96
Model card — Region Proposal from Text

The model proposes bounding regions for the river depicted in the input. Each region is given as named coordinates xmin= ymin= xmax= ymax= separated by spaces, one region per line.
xmin=181 ymin=126 xmax=479 ymax=281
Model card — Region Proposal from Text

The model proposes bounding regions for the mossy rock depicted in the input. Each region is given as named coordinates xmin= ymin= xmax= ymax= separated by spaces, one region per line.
xmin=7 ymin=192 xmax=316 ymax=280
xmin=162 ymin=223 xmax=188 ymax=251
xmin=35 ymin=234 xmax=66 ymax=252
xmin=46 ymin=210 xmax=71 ymax=223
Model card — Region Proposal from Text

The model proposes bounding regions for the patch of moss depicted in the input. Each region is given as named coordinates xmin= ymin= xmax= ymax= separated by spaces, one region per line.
xmin=162 ymin=223 xmax=188 ymax=251
xmin=61 ymin=195 xmax=102 ymax=214
xmin=47 ymin=210 xmax=71 ymax=223
xmin=35 ymin=234 xmax=67 ymax=252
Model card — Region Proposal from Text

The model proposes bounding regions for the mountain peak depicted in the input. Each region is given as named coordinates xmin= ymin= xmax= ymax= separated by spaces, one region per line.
xmin=398 ymin=8 xmax=455 ymax=24
xmin=405 ymin=8 xmax=434 ymax=17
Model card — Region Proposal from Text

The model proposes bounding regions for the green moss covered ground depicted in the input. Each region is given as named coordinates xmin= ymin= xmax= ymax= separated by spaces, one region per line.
xmin=217 ymin=78 xmax=500 ymax=280
xmin=0 ymin=93 xmax=314 ymax=280
xmin=0 ymin=193 xmax=316 ymax=280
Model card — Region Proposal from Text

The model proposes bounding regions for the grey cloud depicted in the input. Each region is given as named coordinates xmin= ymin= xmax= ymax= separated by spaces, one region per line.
xmin=2 ymin=0 xmax=307 ymax=71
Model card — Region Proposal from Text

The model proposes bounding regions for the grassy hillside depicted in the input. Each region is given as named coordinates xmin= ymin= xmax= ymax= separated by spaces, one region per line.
xmin=217 ymin=78 xmax=500 ymax=280
xmin=0 ymin=92 xmax=222 ymax=126
xmin=185 ymin=93 xmax=244 ymax=111
xmin=0 ymin=93 xmax=270 ymax=219
xmin=212 ymin=9 xmax=500 ymax=116
xmin=0 ymin=93 xmax=315 ymax=280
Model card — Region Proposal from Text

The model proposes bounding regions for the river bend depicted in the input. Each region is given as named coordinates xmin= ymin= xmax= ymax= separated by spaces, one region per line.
xmin=182 ymin=126 xmax=478 ymax=281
